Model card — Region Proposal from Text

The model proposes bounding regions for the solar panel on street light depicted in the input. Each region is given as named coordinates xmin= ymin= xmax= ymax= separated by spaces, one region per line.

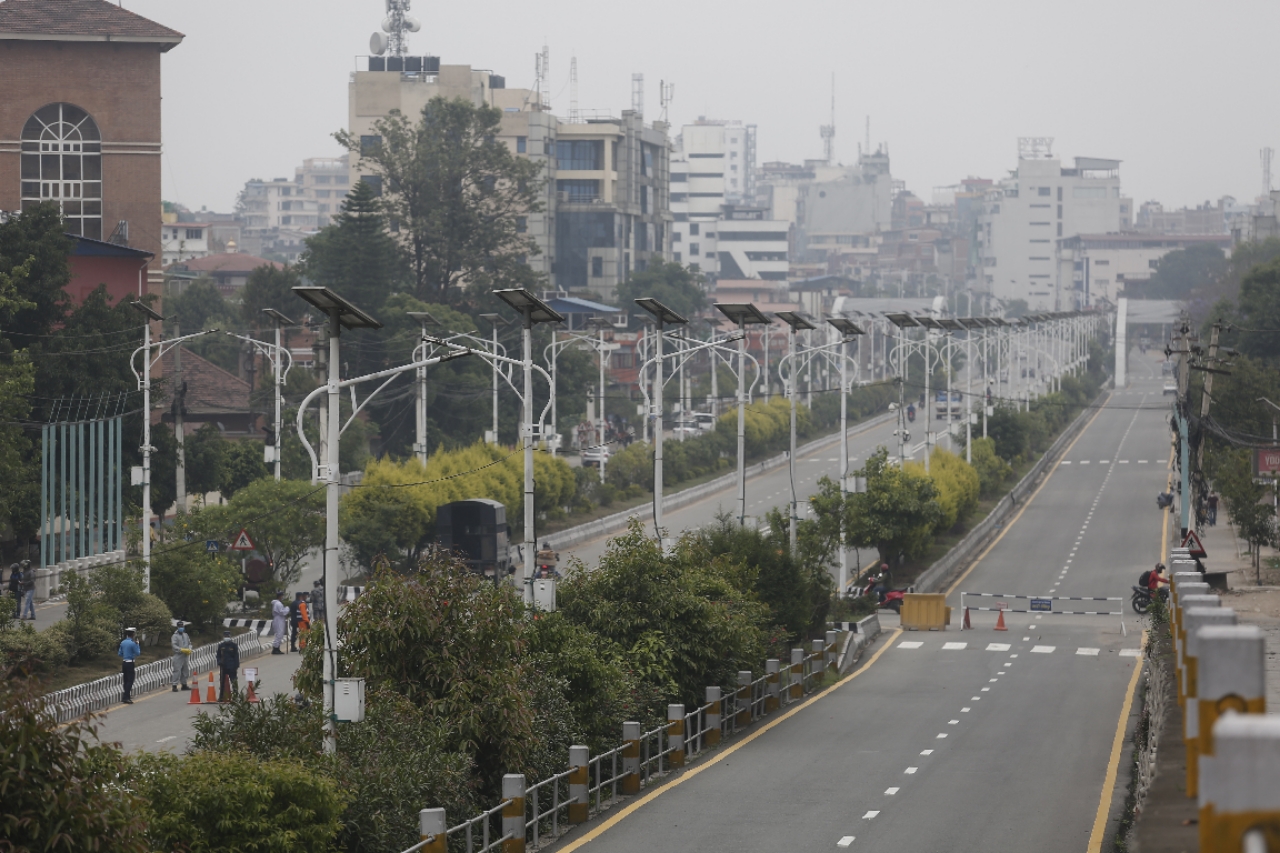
xmin=262 ymin=308 xmax=296 ymax=327
xmin=774 ymin=310 xmax=817 ymax=332
xmin=715 ymin=302 xmax=771 ymax=326
xmin=635 ymin=298 xmax=688 ymax=326
xmin=292 ymin=286 xmax=383 ymax=330
xmin=130 ymin=299 xmax=164 ymax=323
xmin=827 ymin=316 xmax=864 ymax=336
xmin=884 ymin=312 xmax=919 ymax=328
xmin=493 ymin=288 xmax=565 ymax=325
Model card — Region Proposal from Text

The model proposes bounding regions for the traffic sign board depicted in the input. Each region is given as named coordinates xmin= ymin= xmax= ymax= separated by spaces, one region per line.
xmin=1182 ymin=529 xmax=1207 ymax=559
xmin=205 ymin=539 xmax=219 ymax=553
xmin=229 ymin=528 xmax=255 ymax=551
xmin=1030 ymin=598 xmax=1053 ymax=612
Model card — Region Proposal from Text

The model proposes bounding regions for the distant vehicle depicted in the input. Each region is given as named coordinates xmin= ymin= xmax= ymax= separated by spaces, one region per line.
xmin=1163 ymin=380 xmax=1177 ymax=396
xmin=694 ymin=412 xmax=717 ymax=433
xmin=934 ymin=391 xmax=962 ymax=420
xmin=581 ymin=444 xmax=610 ymax=467
xmin=671 ymin=420 xmax=699 ymax=439
xmin=1161 ymin=360 xmax=1175 ymax=376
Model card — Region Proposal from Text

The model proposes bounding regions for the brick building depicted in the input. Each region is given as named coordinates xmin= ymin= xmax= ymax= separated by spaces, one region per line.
xmin=0 ymin=0 xmax=183 ymax=304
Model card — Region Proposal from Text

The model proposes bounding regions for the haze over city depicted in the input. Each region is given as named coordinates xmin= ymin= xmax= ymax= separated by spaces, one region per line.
xmin=128 ymin=0 xmax=1280 ymax=213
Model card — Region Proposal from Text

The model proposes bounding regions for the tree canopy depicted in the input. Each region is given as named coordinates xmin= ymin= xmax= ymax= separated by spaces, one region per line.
xmin=615 ymin=261 xmax=706 ymax=326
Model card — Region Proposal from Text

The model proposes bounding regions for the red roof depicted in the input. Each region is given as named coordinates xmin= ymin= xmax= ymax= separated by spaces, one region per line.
xmin=0 ymin=0 xmax=183 ymax=48
xmin=169 ymin=253 xmax=283 ymax=274
xmin=154 ymin=346 xmax=250 ymax=417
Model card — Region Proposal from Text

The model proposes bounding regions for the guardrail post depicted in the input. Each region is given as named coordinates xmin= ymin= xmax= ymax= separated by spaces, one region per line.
xmin=811 ymin=639 xmax=825 ymax=687
xmin=568 ymin=745 xmax=589 ymax=824
xmin=1199 ymin=712 xmax=1280 ymax=852
xmin=418 ymin=807 xmax=446 ymax=853
xmin=1196 ymin=624 xmax=1267 ymax=819
xmin=1169 ymin=573 xmax=1207 ymax=705
xmin=621 ymin=721 xmax=641 ymax=794
xmin=789 ymin=648 xmax=804 ymax=700
xmin=705 ymin=687 xmax=722 ymax=745
xmin=765 ymin=659 xmax=780 ymax=712
xmin=1176 ymin=593 xmax=1219 ymax=709
xmin=501 ymin=773 xmax=526 ymax=853
xmin=1182 ymin=607 xmax=1237 ymax=798
xmin=735 ymin=671 xmax=752 ymax=727
xmin=667 ymin=704 xmax=685 ymax=769
xmin=825 ymin=630 xmax=838 ymax=675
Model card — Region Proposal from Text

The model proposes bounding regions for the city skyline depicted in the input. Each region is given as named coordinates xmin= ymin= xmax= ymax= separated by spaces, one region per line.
xmin=128 ymin=0 xmax=1278 ymax=215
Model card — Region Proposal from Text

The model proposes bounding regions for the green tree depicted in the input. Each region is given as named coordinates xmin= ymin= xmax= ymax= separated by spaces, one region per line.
xmin=0 ymin=201 xmax=73 ymax=336
xmin=1133 ymin=242 xmax=1227 ymax=301
xmin=336 ymin=97 xmax=546 ymax=303
xmin=164 ymin=277 xmax=232 ymax=334
xmin=845 ymin=448 xmax=943 ymax=564
xmin=240 ymin=264 xmax=302 ymax=328
xmin=197 ymin=478 xmax=324 ymax=587
xmin=149 ymin=514 xmax=242 ymax=627
xmin=300 ymin=179 xmax=408 ymax=316
xmin=615 ymin=262 xmax=706 ymax=326
xmin=0 ymin=674 xmax=149 ymax=851
xmin=220 ymin=438 xmax=270 ymax=498
xmin=184 ymin=422 xmax=229 ymax=499
xmin=1234 ymin=256 xmax=1280 ymax=363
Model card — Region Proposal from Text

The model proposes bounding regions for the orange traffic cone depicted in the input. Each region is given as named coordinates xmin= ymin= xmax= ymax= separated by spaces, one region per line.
xmin=962 ymin=607 xmax=972 ymax=630
xmin=205 ymin=671 xmax=217 ymax=703
xmin=994 ymin=608 xmax=1008 ymax=632
xmin=188 ymin=672 xmax=202 ymax=705
xmin=246 ymin=680 xmax=260 ymax=704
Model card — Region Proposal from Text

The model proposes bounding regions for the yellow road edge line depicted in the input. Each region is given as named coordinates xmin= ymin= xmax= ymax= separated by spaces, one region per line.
xmin=1086 ymin=630 xmax=1146 ymax=852
xmin=1086 ymin=441 xmax=1171 ymax=850
xmin=555 ymin=628 xmax=904 ymax=852
xmin=945 ymin=390 xmax=1113 ymax=597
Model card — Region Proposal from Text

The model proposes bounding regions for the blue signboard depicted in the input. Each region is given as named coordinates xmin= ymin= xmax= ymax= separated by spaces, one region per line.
xmin=205 ymin=539 xmax=220 ymax=553
xmin=1030 ymin=598 xmax=1053 ymax=612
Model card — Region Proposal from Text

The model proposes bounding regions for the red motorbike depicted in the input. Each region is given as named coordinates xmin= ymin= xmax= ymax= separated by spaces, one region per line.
xmin=854 ymin=571 xmax=909 ymax=612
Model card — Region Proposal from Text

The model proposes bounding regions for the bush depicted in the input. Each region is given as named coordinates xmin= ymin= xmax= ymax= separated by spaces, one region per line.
xmin=129 ymin=749 xmax=345 ymax=851
xmin=147 ymin=540 xmax=241 ymax=629
xmin=907 ymin=448 xmax=979 ymax=533
xmin=0 ymin=620 xmax=72 ymax=674
xmin=62 ymin=571 xmax=120 ymax=662
xmin=0 ymin=674 xmax=148 ymax=850
xmin=969 ymin=437 xmax=1012 ymax=498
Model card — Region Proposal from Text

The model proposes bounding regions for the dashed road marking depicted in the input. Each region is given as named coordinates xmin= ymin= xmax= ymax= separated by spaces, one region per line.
xmin=948 ymin=719 xmax=959 ymax=725
xmin=1031 ymin=645 xmax=1055 ymax=653
xmin=156 ymin=735 xmax=177 ymax=743
xmin=885 ymin=787 xmax=899 ymax=795
xmin=862 ymin=810 xmax=880 ymax=820
xmin=980 ymin=687 xmax=990 ymax=692
xmin=986 ymin=643 xmax=1010 ymax=651
xmin=936 ymin=733 xmax=948 ymax=738
xmin=920 ymin=749 xmax=933 ymax=755
xmin=838 ymin=836 xmax=856 ymax=848
xmin=1120 ymin=649 xmax=1143 ymax=658
xmin=1077 ymin=648 xmax=1101 ymax=656
xmin=898 ymin=641 xmax=924 ymax=649
xmin=942 ymin=642 xmax=967 ymax=650
xmin=961 ymin=707 xmax=971 ymax=712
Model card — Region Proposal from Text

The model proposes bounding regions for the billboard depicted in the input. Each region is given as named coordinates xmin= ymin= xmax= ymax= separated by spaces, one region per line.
xmin=1254 ymin=447 xmax=1280 ymax=476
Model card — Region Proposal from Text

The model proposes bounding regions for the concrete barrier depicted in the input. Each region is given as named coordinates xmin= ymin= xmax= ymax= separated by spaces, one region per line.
xmin=1199 ymin=713 xmax=1280 ymax=852
xmin=501 ymin=773 xmax=525 ymax=853
xmin=417 ymin=808 xmax=446 ymax=853
xmin=1182 ymin=607 xmax=1237 ymax=798
xmin=567 ymin=745 xmax=588 ymax=824
xmin=667 ymin=704 xmax=685 ymax=769
xmin=900 ymin=593 xmax=948 ymax=631
xmin=704 ymin=687 xmax=722 ymax=746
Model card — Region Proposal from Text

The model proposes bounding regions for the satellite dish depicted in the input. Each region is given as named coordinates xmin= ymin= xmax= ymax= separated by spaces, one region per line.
xmin=369 ymin=32 xmax=388 ymax=55
xmin=382 ymin=16 xmax=395 ymax=33
xmin=404 ymin=16 xmax=421 ymax=32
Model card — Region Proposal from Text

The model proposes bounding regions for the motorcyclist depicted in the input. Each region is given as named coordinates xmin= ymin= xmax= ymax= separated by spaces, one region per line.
xmin=1146 ymin=562 xmax=1170 ymax=595
xmin=870 ymin=564 xmax=890 ymax=604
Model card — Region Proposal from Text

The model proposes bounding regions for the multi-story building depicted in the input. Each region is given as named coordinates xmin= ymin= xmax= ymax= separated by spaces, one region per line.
xmin=1055 ymin=233 xmax=1233 ymax=305
xmin=975 ymin=141 xmax=1133 ymax=311
xmin=0 ymin=0 xmax=183 ymax=306
xmin=160 ymin=221 xmax=211 ymax=264
xmin=296 ymin=155 xmax=350 ymax=227
xmin=1135 ymin=199 xmax=1229 ymax=235
xmin=348 ymin=51 xmax=672 ymax=300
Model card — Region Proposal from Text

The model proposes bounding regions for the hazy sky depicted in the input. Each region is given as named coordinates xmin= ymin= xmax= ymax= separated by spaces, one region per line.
xmin=125 ymin=0 xmax=1279 ymax=215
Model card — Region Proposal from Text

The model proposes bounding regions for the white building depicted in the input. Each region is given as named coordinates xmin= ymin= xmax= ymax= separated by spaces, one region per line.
xmin=160 ymin=222 xmax=211 ymax=265
xmin=1056 ymin=233 xmax=1232 ymax=306
xmin=977 ymin=141 xmax=1132 ymax=311
xmin=295 ymin=155 xmax=350 ymax=228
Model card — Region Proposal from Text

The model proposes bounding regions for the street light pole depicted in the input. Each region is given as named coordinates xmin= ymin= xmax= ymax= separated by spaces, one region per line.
xmin=636 ymin=300 xmax=688 ymax=551
xmin=407 ymin=311 xmax=440 ymax=465
xmin=776 ymin=311 xmax=816 ymax=555
xmin=716 ymin=303 xmax=769 ymax=527
xmin=827 ymin=317 xmax=864 ymax=595
xmin=479 ymin=314 xmax=509 ymax=444
xmin=130 ymin=301 xmax=161 ymax=591
xmin=263 ymin=309 xmax=297 ymax=480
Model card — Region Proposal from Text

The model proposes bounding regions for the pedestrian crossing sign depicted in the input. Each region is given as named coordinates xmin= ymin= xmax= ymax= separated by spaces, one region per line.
xmin=229 ymin=528 xmax=255 ymax=551
xmin=205 ymin=539 xmax=219 ymax=553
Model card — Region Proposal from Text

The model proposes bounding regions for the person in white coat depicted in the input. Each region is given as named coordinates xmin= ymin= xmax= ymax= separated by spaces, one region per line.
xmin=270 ymin=590 xmax=288 ymax=654
xmin=170 ymin=621 xmax=193 ymax=691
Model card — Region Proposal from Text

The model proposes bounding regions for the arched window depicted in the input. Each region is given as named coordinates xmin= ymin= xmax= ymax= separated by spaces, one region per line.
xmin=20 ymin=103 xmax=103 ymax=240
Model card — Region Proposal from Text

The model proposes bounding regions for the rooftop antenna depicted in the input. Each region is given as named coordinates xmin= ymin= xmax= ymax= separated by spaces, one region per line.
xmin=539 ymin=43 xmax=551 ymax=111
xmin=865 ymin=116 xmax=870 ymax=157
xmin=1262 ymin=147 xmax=1274 ymax=202
xmin=659 ymin=80 xmax=674 ymax=123
xmin=369 ymin=0 xmax=420 ymax=58
xmin=631 ymin=73 xmax=644 ymax=117
xmin=819 ymin=72 xmax=835 ymax=165
xmin=569 ymin=56 xmax=580 ymax=123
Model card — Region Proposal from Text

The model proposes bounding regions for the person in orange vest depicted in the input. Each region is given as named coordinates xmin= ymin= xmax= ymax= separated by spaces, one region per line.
xmin=297 ymin=592 xmax=310 ymax=651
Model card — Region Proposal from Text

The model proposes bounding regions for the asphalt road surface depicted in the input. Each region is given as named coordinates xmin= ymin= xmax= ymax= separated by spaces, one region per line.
xmin=553 ymin=350 xmax=1171 ymax=853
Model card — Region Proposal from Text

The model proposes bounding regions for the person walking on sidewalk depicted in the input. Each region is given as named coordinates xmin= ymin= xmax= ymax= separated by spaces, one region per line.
xmin=288 ymin=591 xmax=304 ymax=652
xmin=310 ymin=579 xmax=325 ymax=624
xmin=19 ymin=561 xmax=35 ymax=621
xmin=270 ymin=590 xmax=288 ymax=654
xmin=1207 ymin=492 xmax=1219 ymax=526
xmin=216 ymin=630 xmax=240 ymax=700
xmin=7 ymin=563 xmax=21 ymax=619
xmin=170 ymin=621 xmax=192 ymax=691
xmin=118 ymin=628 xmax=141 ymax=704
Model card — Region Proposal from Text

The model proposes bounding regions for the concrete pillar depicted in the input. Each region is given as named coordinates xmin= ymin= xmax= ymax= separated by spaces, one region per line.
xmin=811 ymin=639 xmax=825 ymax=684
xmin=620 ymin=721 xmax=641 ymax=795
xmin=825 ymin=630 xmax=839 ymax=675
xmin=765 ymin=659 xmax=780 ymax=712
xmin=705 ymin=687 xmax=722 ymax=746
xmin=1197 ymin=625 xmax=1267 ymax=761
xmin=419 ymin=808 xmax=447 ymax=853
xmin=789 ymin=648 xmax=804 ymax=700
xmin=501 ymin=773 xmax=525 ymax=853
xmin=1175 ymin=590 xmax=1217 ymax=707
xmin=735 ymin=670 xmax=752 ymax=727
xmin=1199 ymin=713 xmax=1280 ymax=852
xmin=1182 ymin=607 xmax=1236 ymax=798
xmin=568 ymin=745 xmax=589 ymax=824
xmin=667 ymin=704 xmax=685 ymax=769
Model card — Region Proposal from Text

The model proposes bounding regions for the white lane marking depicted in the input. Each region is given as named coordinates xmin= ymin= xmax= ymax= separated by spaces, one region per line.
xmin=885 ymin=787 xmax=899 ymax=795
xmin=838 ymin=836 xmax=856 ymax=848
xmin=972 ymin=696 xmax=981 ymax=700
xmin=920 ymin=749 xmax=933 ymax=755
xmin=948 ymin=719 xmax=959 ymax=725
xmin=936 ymin=733 xmax=948 ymax=738
xmin=1120 ymin=649 xmax=1143 ymax=657
xmin=905 ymin=766 xmax=918 ymax=774
xmin=986 ymin=643 xmax=1010 ymax=651
xmin=1080 ymin=460 xmax=1091 ymax=465
xmin=981 ymin=687 xmax=990 ymax=692
xmin=961 ymin=707 xmax=971 ymax=712
xmin=863 ymin=811 xmax=880 ymax=820
xmin=1035 ymin=614 xmax=1044 ymax=620
xmin=1031 ymin=645 xmax=1055 ymax=653
xmin=1100 ymin=460 xmax=1110 ymax=464
xmin=898 ymin=641 xmax=924 ymax=649
xmin=1077 ymin=647 xmax=1101 ymax=656
xmin=1138 ymin=460 xmax=1149 ymax=464
xmin=1061 ymin=460 xmax=1072 ymax=465
xmin=1010 ymin=654 xmax=1019 ymax=658
xmin=156 ymin=735 xmax=177 ymax=743
xmin=1120 ymin=460 xmax=1130 ymax=464
xmin=942 ymin=642 xmax=967 ymax=650
xmin=989 ymin=678 xmax=998 ymax=682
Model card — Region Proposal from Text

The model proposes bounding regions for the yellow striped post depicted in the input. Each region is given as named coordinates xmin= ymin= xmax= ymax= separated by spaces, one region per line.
xmin=765 ymin=659 xmax=780 ymax=712
xmin=1199 ymin=713 xmax=1280 ymax=852
xmin=667 ymin=704 xmax=685 ymax=769
xmin=1176 ymin=591 xmax=1216 ymax=707
xmin=620 ymin=721 xmax=641 ymax=794
xmin=825 ymin=630 xmax=839 ymax=675
xmin=735 ymin=670 xmax=752 ymax=727
xmin=1196 ymin=625 xmax=1267 ymax=826
xmin=1169 ymin=573 xmax=1207 ymax=706
xmin=418 ymin=808 xmax=446 ymax=853
xmin=501 ymin=774 xmax=525 ymax=853
xmin=789 ymin=648 xmax=804 ymax=700
xmin=1182 ymin=607 xmax=1235 ymax=798
xmin=705 ymin=687 xmax=722 ymax=746
xmin=568 ymin=745 xmax=588 ymax=824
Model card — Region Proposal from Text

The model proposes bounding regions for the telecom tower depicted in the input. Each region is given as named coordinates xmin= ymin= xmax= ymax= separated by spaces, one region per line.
xmin=632 ymin=73 xmax=644 ymax=117
xmin=368 ymin=0 xmax=421 ymax=58
xmin=819 ymin=73 xmax=835 ymax=164
xmin=1262 ymin=147 xmax=1274 ymax=200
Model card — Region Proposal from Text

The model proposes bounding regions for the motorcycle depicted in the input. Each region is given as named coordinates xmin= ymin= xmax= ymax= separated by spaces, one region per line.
xmin=855 ymin=571 xmax=909 ymax=612
xmin=906 ymin=404 xmax=916 ymax=423
xmin=1130 ymin=585 xmax=1168 ymax=614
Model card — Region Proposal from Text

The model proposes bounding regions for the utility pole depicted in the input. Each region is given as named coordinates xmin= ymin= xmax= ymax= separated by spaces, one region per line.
xmin=173 ymin=319 xmax=185 ymax=512
xmin=1194 ymin=320 xmax=1222 ymax=517
xmin=1174 ymin=317 xmax=1193 ymax=538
